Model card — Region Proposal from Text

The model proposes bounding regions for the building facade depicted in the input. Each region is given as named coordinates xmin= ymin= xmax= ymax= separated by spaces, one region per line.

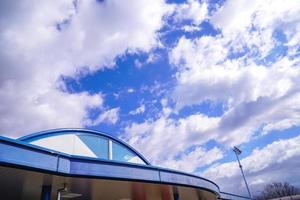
xmin=0 ymin=128 xmax=249 ymax=200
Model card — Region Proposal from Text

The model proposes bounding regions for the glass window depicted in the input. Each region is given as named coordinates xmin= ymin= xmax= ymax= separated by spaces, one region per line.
xmin=73 ymin=134 xmax=109 ymax=159
xmin=112 ymin=141 xmax=145 ymax=164
xmin=30 ymin=134 xmax=76 ymax=155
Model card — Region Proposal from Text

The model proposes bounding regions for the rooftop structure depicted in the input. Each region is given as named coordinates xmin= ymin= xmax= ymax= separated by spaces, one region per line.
xmin=0 ymin=128 xmax=250 ymax=200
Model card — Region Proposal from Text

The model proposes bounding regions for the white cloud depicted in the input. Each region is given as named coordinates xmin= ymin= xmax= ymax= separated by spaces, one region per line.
xmin=124 ymin=114 xmax=220 ymax=167
xmin=163 ymin=146 xmax=223 ymax=172
xmin=210 ymin=0 xmax=300 ymax=57
xmin=87 ymin=107 xmax=120 ymax=125
xmin=211 ymin=0 xmax=300 ymax=36
xmin=181 ymin=25 xmax=201 ymax=32
xmin=202 ymin=135 xmax=300 ymax=195
xmin=134 ymin=59 xmax=143 ymax=69
xmin=0 ymin=81 xmax=103 ymax=138
xmin=174 ymin=0 xmax=208 ymax=26
xmin=170 ymin=36 xmax=300 ymax=108
xmin=120 ymin=1 xmax=300 ymax=191
xmin=127 ymin=88 xmax=135 ymax=93
xmin=129 ymin=104 xmax=145 ymax=115
xmin=168 ymin=0 xmax=300 ymax=146
xmin=134 ymin=53 xmax=161 ymax=68
xmin=210 ymin=0 xmax=258 ymax=34
xmin=0 ymin=0 xmax=171 ymax=137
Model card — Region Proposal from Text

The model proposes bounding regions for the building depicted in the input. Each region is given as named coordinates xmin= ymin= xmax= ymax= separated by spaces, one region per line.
xmin=0 ymin=128 xmax=249 ymax=200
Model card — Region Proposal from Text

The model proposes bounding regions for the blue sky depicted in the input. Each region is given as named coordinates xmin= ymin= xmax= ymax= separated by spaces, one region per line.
xmin=1 ymin=0 xmax=300 ymax=195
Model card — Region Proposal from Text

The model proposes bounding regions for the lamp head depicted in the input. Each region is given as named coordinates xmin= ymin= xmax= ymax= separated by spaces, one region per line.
xmin=233 ymin=146 xmax=242 ymax=155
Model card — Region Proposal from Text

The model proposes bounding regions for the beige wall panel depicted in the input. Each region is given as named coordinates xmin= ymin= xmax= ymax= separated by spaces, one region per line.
xmin=178 ymin=186 xmax=199 ymax=200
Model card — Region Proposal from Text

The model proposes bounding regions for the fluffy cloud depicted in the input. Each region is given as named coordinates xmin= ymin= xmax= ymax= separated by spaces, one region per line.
xmin=202 ymin=134 xmax=300 ymax=195
xmin=122 ymin=0 xmax=300 ymax=188
xmin=174 ymin=0 xmax=208 ymax=26
xmin=0 ymin=0 xmax=171 ymax=137
xmin=169 ymin=0 xmax=300 ymax=146
xmin=163 ymin=146 xmax=223 ymax=173
xmin=151 ymin=1 xmax=300 ymax=192
xmin=211 ymin=0 xmax=300 ymax=56
xmin=87 ymin=107 xmax=120 ymax=125
xmin=129 ymin=104 xmax=146 ymax=115
xmin=170 ymin=37 xmax=300 ymax=109
xmin=0 ymin=82 xmax=103 ymax=138
xmin=124 ymin=113 xmax=221 ymax=168
xmin=211 ymin=0 xmax=300 ymax=36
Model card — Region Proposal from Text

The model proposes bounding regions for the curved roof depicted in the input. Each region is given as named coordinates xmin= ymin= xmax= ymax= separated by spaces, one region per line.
xmin=18 ymin=128 xmax=151 ymax=165
xmin=0 ymin=128 xmax=220 ymax=197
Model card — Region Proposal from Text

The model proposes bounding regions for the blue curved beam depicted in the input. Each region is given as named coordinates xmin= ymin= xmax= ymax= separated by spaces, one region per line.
xmin=0 ymin=135 xmax=220 ymax=197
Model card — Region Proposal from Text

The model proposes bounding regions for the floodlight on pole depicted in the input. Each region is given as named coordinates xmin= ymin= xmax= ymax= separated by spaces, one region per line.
xmin=233 ymin=146 xmax=252 ymax=199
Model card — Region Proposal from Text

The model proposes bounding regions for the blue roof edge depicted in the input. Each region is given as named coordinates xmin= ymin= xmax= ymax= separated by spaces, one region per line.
xmin=0 ymin=134 xmax=220 ymax=196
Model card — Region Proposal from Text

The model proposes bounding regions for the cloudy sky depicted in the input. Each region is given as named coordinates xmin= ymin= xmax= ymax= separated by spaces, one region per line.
xmin=1 ymin=0 xmax=300 ymax=196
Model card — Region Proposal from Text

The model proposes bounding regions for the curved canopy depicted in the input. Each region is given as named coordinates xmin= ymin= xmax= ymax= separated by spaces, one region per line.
xmin=0 ymin=128 xmax=221 ymax=200
xmin=19 ymin=128 xmax=150 ymax=165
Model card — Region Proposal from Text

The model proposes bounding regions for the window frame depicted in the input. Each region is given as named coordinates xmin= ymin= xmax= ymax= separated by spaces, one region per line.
xmin=21 ymin=129 xmax=150 ymax=165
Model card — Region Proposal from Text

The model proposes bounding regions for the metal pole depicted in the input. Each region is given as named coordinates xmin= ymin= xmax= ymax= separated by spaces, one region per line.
xmin=57 ymin=184 xmax=66 ymax=200
xmin=57 ymin=189 xmax=62 ymax=200
xmin=234 ymin=150 xmax=252 ymax=199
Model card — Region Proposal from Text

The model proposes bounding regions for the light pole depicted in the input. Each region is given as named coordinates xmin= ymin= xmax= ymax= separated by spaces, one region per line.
xmin=233 ymin=146 xmax=252 ymax=199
